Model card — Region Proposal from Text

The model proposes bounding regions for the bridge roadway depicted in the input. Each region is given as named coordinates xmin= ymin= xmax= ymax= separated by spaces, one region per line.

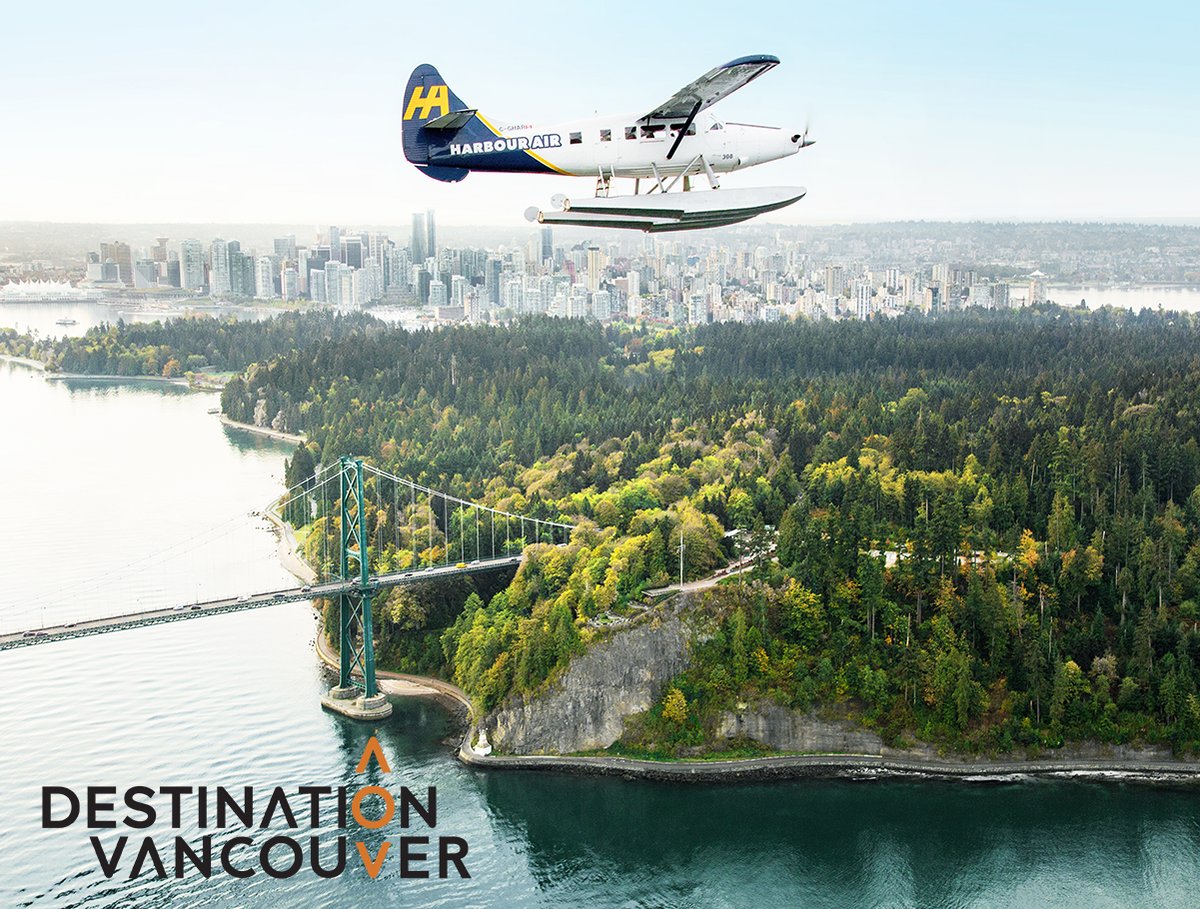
xmin=0 ymin=554 xmax=523 ymax=651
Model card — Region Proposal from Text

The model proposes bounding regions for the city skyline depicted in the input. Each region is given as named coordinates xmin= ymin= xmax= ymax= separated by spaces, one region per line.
xmin=7 ymin=217 xmax=1198 ymax=325
xmin=2 ymin=2 xmax=1198 ymax=226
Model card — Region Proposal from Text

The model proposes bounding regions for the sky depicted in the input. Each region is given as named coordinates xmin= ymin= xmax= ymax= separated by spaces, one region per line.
xmin=1 ymin=0 xmax=1197 ymax=227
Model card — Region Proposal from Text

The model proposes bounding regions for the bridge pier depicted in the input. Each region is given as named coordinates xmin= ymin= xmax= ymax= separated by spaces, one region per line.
xmin=319 ymin=456 xmax=393 ymax=722
xmin=321 ymin=685 xmax=392 ymax=720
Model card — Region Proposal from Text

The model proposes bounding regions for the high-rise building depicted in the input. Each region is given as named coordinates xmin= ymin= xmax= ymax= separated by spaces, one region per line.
xmin=411 ymin=213 xmax=426 ymax=263
xmin=228 ymin=243 xmax=254 ymax=297
xmin=592 ymin=289 xmax=612 ymax=321
xmin=824 ymin=265 xmax=845 ymax=298
xmin=255 ymin=256 xmax=276 ymax=299
xmin=425 ymin=210 xmax=436 ymax=261
xmin=428 ymin=278 xmax=447 ymax=308
xmin=328 ymin=226 xmax=342 ymax=262
xmin=340 ymin=236 xmax=363 ymax=269
xmin=855 ymin=283 xmax=873 ymax=320
xmin=274 ymin=235 xmax=297 ymax=261
xmin=100 ymin=241 xmax=133 ymax=286
xmin=540 ymin=227 xmax=553 ymax=264
xmin=209 ymin=239 xmax=231 ymax=296
xmin=325 ymin=263 xmax=346 ymax=307
xmin=568 ymin=284 xmax=590 ymax=319
xmin=1028 ymin=270 xmax=1046 ymax=306
xmin=180 ymin=240 xmax=206 ymax=291
xmin=281 ymin=267 xmax=299 ymax=301
xmin=163 ymin=259 xmax=181 ymax=288
xmin=484 ymin=256 xmax=501 ymax=307
xmin=133 ymin=259 xmax=158 ymax=289
xmin=993 ymin=282 xmax=1011 ymax=309
xmin=310 ymin=268 xmax=327 ymax=303
xmin=586 ymin=246 xmax=603 ymax=292
xmin=152 ymin=237 xmax=170 ymax=263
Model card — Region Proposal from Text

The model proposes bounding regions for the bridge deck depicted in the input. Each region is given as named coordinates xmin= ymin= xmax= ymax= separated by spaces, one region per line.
xmin=0 ymin=555 xmax=522 ymax=651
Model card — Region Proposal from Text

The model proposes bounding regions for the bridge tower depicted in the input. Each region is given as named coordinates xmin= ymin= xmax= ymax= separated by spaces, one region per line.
xmin=320 ymin=456 xmax=392 ymax=720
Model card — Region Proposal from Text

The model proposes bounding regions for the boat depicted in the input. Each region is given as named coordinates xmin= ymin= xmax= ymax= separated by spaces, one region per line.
xmin=55 ymin=318 xmax=78 ymax=326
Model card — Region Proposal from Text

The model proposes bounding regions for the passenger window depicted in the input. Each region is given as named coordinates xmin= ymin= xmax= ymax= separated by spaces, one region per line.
xmin=600 ymin=129 xmax=611 ymax=142
xmin=625 ymin=126 xmax=637 ymax=139
xmin=569 ymin=132 xmax=582 ymax=144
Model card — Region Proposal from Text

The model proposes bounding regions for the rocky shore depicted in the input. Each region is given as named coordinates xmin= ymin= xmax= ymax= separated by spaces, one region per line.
xmin=458 ymin=742 xmax=1200 ymax=785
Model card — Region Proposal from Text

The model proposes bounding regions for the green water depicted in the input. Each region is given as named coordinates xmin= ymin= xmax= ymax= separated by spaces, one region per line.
xmin=1 ymin=360 xmax=1199 ymax=908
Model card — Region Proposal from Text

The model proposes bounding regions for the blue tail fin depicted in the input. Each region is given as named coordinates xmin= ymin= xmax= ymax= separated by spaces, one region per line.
xmin=403 ymin=64 xmax=472 ymax=183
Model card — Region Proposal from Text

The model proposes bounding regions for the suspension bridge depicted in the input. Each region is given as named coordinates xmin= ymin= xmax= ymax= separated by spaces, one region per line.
xmin=0 ymin=456 xmax=575 ymax=719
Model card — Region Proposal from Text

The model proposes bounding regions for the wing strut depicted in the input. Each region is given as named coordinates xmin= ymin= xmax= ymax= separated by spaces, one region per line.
xmin=666 ymin=100 xmax=703 ymax=161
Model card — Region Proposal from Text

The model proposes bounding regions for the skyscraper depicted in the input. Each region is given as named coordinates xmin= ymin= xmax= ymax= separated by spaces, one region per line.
xmin=425 ymin=209 xmax=436 ymax=261
xmin=99 ymin=241 xmax=133 ymax=286
xmin=255 ymin=256 xmax=276 ymax=299
xmin=484 ymin=256 xmax=501 ymax=307
xmin=340 ymin=236 xmax=363 ymax=269
xmin=152 ymin=237 xmax=170 ymax=263
xmin=540 ymin=226 xmax=553 ymax=264
xmin=209 ymin=239 xmax=231 ymax=296
xmin=273 ymin=235 xmax=297 ymax=261
xmin=329 ymin=226 xmax=342 ymax=262
xmin=411 ymin=212 xmax=426 ymax=263
xmin=281 ymin=267 xmax=299 ymax=302
xmin=180 ymin=240 xmax=206 ymax=291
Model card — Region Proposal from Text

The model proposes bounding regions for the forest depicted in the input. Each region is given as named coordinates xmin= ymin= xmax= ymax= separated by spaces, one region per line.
xmin=12 ymin=305 xmax=1200 ymax=754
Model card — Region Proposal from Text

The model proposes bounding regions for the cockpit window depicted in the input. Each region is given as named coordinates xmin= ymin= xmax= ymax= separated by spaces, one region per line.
xmin=709 ymin=122 xmax=723 ymax=131
xmin=640 ymin=124 xmax=665 ymax=139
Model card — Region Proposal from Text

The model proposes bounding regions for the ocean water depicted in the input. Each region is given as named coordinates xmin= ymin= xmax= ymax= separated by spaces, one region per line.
xmin=2 ymin=360 xmax=1199 ymax=908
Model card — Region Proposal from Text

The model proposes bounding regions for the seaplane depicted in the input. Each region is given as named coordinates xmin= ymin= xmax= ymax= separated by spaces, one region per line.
xmin=402 ymin=55 xmax=813 ymax=232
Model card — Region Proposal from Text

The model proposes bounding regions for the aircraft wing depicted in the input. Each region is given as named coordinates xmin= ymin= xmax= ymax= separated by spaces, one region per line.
xmin=642 ymin=54 xmax=780 ymax=121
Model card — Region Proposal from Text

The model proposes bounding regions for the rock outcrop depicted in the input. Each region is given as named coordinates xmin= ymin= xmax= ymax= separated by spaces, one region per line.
xmin=485 ymin=607 xmax=690 ymax=754
xmin=716 ymin=701 xmax=885 ymax=754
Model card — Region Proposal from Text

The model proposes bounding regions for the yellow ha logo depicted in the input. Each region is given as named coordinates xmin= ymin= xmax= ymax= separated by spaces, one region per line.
xmin=404 ymin=85 xmax=449 ymax=120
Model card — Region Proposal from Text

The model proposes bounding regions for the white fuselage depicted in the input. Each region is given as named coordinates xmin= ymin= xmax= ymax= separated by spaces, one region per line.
xmin=436 ymin=110 xmax=805 ymax=179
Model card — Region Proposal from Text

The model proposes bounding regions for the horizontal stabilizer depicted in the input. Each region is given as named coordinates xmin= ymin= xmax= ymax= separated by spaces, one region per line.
xmin=424 ymin=109 xmax=478 ymax=130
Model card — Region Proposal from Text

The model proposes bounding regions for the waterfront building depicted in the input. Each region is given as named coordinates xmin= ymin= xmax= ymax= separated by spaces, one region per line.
xmin=281 ymin=267 xmax=299 ymax=301
xmin=209 ymin=239 xmax=231 ymax=296
xmin=255 ymin=256 xmax=276 ymax=299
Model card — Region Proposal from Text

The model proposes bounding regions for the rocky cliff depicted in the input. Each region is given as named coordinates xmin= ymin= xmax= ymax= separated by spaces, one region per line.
xmin=484 ymin=606 xmax=691 ymax=754
xmin=717 ymin=701 xmax=885 ymax=754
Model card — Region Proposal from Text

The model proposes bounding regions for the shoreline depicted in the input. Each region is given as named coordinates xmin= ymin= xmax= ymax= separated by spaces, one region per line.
xmin=219 ymin=414 xmax=306 ymax=444
xmin=313 ymin=627 xmax=472 ymax=715
xmin=44 ymin=371 xmax=190 ymax=386
xmin=0 ymin=354 xmax=46 ymax=371
xmin=457 ymin=744 xmax=1200 ymax=784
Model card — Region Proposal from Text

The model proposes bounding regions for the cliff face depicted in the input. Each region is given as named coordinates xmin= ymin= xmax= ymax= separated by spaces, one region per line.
xmin=716 ymin=701 xmax=885 ymax=754
xmin=485 ymin=607 xmax=691 ymax=755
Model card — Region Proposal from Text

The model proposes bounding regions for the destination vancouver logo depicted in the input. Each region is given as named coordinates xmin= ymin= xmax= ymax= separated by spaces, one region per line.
xmin=40 ymin=737 xmax=471 ymax=882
